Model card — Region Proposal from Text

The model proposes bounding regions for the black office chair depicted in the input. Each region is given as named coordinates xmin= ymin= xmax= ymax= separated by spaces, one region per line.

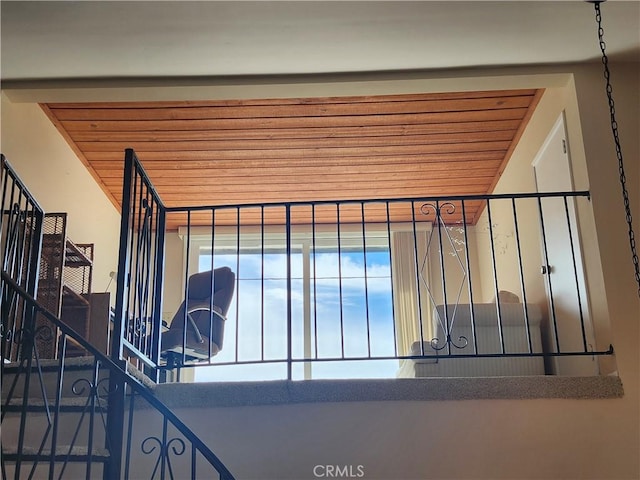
xmin=161 ymin=267 xmax=235 ymax=367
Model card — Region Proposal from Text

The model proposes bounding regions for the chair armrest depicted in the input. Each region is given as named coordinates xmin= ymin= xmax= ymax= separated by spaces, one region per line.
xmin=186 ymin=301 xmax=227 ymax=321
xmin=183 ymin=301 xmax=227 ymax=345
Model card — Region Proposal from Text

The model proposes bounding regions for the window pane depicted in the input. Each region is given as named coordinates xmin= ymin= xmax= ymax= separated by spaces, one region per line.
xmin=196 ymin=230 xmax=397 ymax=379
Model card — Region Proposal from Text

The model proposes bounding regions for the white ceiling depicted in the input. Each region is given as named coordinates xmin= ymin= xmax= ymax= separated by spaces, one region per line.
xmin=1 ymin=1 xmax=639 ymax=82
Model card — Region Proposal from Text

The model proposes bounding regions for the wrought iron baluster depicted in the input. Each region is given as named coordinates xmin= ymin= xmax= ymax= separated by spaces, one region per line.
xmin=235 ymin=207 xmax=241 ymax=367
xmin=260 ymin=205 xmax=265 ymax=362
xmin=412 ymin=201 xmax=426 ymax=355
xmin=563 ymin=196 xmax=589 ymax=352
xmin=336 ymin=203 xmax=345 ymax=360
xmin=511 ymin=198 xmax=533 ymax=354
xmin=135 ymin=200 xmax=153 ymax=352
xmin=460 ymin=199 xmax=478 ymax=355
xmin=360 ymin=202 xmax=372 ymax=358
xmin=421 ymin=202 xmax=468 ymax=352
xmin=311 ymin=204 xmax=319 ymax=361
xmin=151 ymin=203 xmax=166 ymax=371
xmin=486 ymin=200 xmax=505 ymax=354
xmin=386 ymin=201 xmax=398 ymax=358
xmin=537 ymin=196 xmax=560 ymax=353
xmin=285 ymin=205 xmax=292 ymax=379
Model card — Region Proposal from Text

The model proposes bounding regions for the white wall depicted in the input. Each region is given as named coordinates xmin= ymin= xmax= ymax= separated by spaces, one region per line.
xmin=572 ymin=63 xmax=639 ymax=382
xmin=1 ymin=93 xmax=121 ymax=297
xmin=161 ymin=231 xmax=187 ymax=320
xmin=166 ymin=397 xmax=631 ymax=480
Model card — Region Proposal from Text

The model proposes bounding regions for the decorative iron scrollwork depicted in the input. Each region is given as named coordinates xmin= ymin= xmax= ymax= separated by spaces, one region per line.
xmin=130 ymin=198 xmax=154 ymax=347
xmin=142 ymin=436 xmax=186 ymax=480
xmin=34 ymin=324 xmax=53 ymax=342
xmin=420 ymin=201 xmax=456 ymax=220
xmin=430 ymin=333 xmax=469 ymax=351
xmin=420 ymin=201 xmax=470 ymax=353
xmin=71 ymin=374 xmax=113 ymax=400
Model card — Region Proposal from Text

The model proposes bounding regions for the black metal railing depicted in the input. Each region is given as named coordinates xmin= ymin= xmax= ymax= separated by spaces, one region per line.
xmin=117 ymin=149 xmax=614 ymax=382
xmin=1 ymin=271 xmax=235 ymax=480
xmin=111 ymin=149 xmax=167 ymax=380
xmin=1 ymin=154 xmax=44 ymax=363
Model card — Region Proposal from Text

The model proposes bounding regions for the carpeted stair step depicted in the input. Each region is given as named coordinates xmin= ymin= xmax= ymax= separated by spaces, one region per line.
xmin=3 ymin=396 xmax=108 ymax=413
xmin=2 ymin=356 xmax=112 ymax=401
xmin=2 ymin=445 xmax=110 ymax=462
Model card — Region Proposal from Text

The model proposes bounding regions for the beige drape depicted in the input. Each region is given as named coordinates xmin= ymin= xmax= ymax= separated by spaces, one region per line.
xmin=390 ymin=230 xmax=432 ymax=356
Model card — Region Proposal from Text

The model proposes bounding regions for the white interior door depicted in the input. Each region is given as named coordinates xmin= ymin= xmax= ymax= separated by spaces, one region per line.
xmin=532 ymin=112 xmax=598 ymax=376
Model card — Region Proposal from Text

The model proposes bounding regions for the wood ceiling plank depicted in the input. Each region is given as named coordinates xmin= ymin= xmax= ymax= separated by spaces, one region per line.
xmin=67 ymin=119 xmax=522 ymax=142
xmin=75 ymin=130 xmax=517 ymax=153
xmin=57 ymin=108 xmax=530 ymax=132
xmin=100 ymin=169 xmax=499 ymax=188
xmin=83 ymin=141 xmax=511 ymax=161
xmin=95 ymin=163 xmax=504 ymax=183
xmin=90 ymin=152 xmax=506 ymax=176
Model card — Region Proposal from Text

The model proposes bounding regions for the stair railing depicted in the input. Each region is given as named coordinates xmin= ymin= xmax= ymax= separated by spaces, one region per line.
xmin=1 ymin=154 xmax=44 ymax=363
xmin=2 ymin=264 xmax=235 ymax=480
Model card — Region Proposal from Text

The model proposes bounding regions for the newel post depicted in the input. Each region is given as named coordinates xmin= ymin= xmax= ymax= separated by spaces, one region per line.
xmin=105 ymin=148 xmax=136 ymax=479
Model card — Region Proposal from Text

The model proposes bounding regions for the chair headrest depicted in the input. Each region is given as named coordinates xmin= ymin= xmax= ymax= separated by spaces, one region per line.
xmin=188 ymin=267 xmax=235 ymax=300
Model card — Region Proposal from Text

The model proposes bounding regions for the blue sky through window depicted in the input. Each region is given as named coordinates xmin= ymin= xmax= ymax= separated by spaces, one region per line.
xmin=194 ymin=246 xmax=399 ymax=382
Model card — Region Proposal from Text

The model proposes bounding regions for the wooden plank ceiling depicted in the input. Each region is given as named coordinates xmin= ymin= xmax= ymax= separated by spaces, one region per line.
xmin=42 ymin=89 xmax=541 ymax=230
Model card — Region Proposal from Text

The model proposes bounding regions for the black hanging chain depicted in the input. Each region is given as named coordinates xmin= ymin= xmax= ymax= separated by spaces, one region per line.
xmin=592 ymin=1 xmax=640 ymax=297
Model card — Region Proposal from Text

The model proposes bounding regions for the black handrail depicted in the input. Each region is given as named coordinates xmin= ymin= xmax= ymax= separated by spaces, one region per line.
xmin=164 ymin=190 xmax=592 ymax=213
